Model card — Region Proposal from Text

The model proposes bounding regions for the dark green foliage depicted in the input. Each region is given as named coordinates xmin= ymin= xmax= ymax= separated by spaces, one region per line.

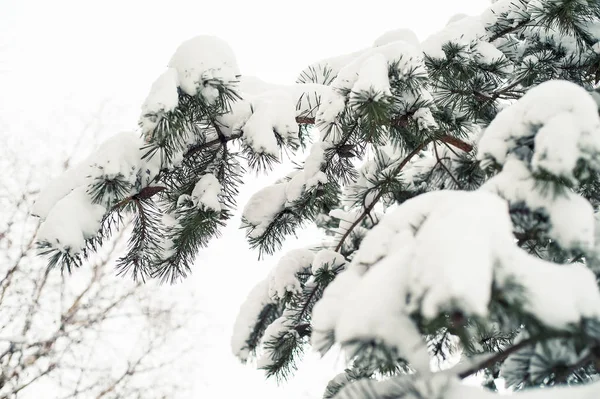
xmin=243 ymin=181 xmax=340 ymax=258
xmin=258 ymin=261 xmax=345 ymax=380
xmin=116 ymin=198 xmax=164 ymax=282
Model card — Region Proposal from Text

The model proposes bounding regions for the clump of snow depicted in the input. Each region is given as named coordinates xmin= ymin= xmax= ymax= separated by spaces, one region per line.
xmin=478 ymin=80 xmax=600 ymax=183
xmin=311 ymin=249 xmax=346 ymax=274
xmin=242 ymin=183 xmax=288 ymax=238
xmin=335 ymin=238 xmax=431 ymax=373
xmin=157 ymin=212 xmax=178 ymax=261
xmin=482 ymin=159 xmax=595 ymax=252
xmin=32 ymin=163 xmax=91 ymax=220
xmin=413 ymin=107 xmax=439 ymax=130
xmin=34 ymin=131 xmax=163 ymax=254
xmin=349 ymin=53 xmax=391 ymax=107
xmin=332 ymin=41 xmax=424 ymax=93
xmin=34 ymin=131 xmax=160 ymax=219
xmin=313 ymin=189 xmax=600 ymax=367
xmin=422 ymin=16 xmax=488 ymax=59
xmin=315 ymin=89 xmax=346 ymax=125
xmin=168 ymin=35 xmax=240 ymax=101
xmin=311 ymin=269 xmax=362 ymax=352
xmin=256 ymin=314 xmax=295 ymax=369
xmin=268 ymin=249 xmax=315 ymax=301
xmin=349 ymin=190 xmax=445 ymax=271
xmin=239 ymin=75 xmax=335 ymax=119
xmin=241 ymin=91 xmax=299 ymax=158
xmin=406 ymin=191 xmax=514 ymax=319
xmin=498 ymin=249 xmax=600 ymax=330
xmin=474 ymin=41 xmax=510 ymax=68
xmin=191 ymin=174 xmax=222 ymax=212
xmin=140 ymin=68 xmax=180 ymax=136
xmin=242 ymin=139 xmax=330 ymax=239
xmin=477 ymin=80 xmax=600 ymax=250
xmin=296 ymin=48 xmax=366 ymax=85
xmin=231 ymin=279 xmax=272 ymax=361
xmin=284 ymin=141 xmax=328 ymax=204
xmin=37 ymin=187 xmax=107 ymax=253
xmin=284 ymin=171 xmax=306 ymax=205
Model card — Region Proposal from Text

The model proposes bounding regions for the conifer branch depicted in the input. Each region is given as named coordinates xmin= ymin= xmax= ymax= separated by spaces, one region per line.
xmin=456 ymin=333 xmax=584 ymax=380
xmin=487 ymin=18 xmax=531 ymax=43
xmin=296 ymin=117 xmax=474 ymax=153
xmin=333 ymin=134 xmax=470 ymax=252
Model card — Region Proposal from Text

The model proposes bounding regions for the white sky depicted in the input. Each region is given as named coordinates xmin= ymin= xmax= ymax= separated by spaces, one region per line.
xmin=0 ymin=0 xmax=488 ymax=397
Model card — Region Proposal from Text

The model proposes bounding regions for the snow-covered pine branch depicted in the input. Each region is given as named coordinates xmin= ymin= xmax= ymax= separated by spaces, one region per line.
xmin=34 ymin=0 xmax=600 ymax=397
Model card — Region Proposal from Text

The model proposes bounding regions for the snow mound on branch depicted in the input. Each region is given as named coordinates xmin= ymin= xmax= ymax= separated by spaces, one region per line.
xmin=332 ymin=41 xmax=424 ymax=93
xmin=37 ymin=187 xmax=107 ymax=252
xmin=296 ymin=49 xmax=366 ymax=85
xmin=34 ymin=132 xmax=159 ymax=219
xmin=477 ymin=80 xmax=600 ymax=251
xmin=422 ymin=16 xmax=488 ymax=59
xmin=313 ymin=190 xmax=600 ymax=362
xmin=499 ymin=250 xmax=600 ymax=329
xmin=241 ymin=141 xmax=329 ymax=236
xmin=168 ymin=35 xmax=240 ymax=100
xmin=34 ymin=132 xmax=161 ymax=253
xmin=349 ymin=53 xmax=391 ymax=106
xmin=241 ymin=183 xmax=288 ymax=239
xmin=311 ymin=269 xmax=362 ymax=353
xmin=241 ymin=91 xmax=299 ymax=158
xmin=478 ymin=80 xmax=600 ymax=182
xmin=311 ymin=249 xmax=346 ymax=274
xmin=482 ymin=159 xmax=595 ymax=251
xmin=238 ymin=76 xmax=334 ymax=119
xmin=268 ymin=249 xmax=315 ymax=301
xmin=256 ymin=313 xmax=294 ymax=369
xmin=140 ymin=68 xmax=179 ymax=135
xmin=191 ymin=174 xmax=221 ymax=212
xmin=231 ymin=279 xmax=272 ymax=361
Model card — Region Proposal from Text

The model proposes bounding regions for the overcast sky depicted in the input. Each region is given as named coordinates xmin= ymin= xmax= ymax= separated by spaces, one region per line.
xmin=1 ymin=0 xmax=487 ymax=397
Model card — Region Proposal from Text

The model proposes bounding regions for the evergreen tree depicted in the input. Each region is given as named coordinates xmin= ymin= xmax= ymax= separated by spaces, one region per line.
xmin=34 ymin=0 xmax=600 ymax=397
